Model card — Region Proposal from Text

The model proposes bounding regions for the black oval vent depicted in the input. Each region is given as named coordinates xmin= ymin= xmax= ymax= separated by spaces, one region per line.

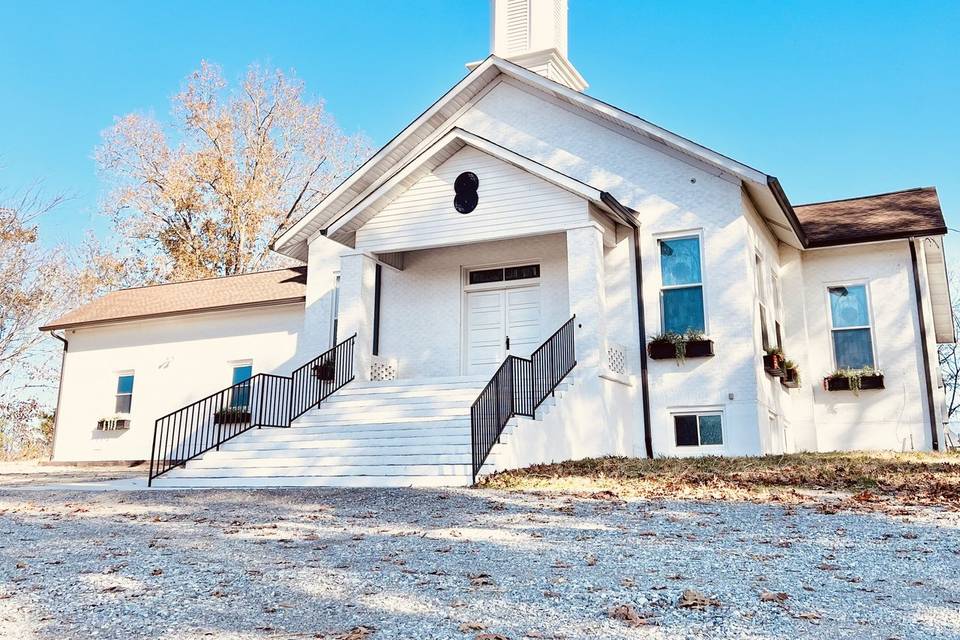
xmin=454 ymin=171 xmax=479 ymax=214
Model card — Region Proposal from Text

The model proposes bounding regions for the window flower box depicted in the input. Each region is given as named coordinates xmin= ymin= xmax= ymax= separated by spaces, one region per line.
xmin=648 ymin=331 xmax=714 ymax=364
xmin=213 ymin=408 xmax=251 ymax=425
xmin=312 ymin=360 xmax=336 ymax=381
xmin=96 ymin=417 xmax=130 ymax=431
xmin=780 ymin=363 xmax=800 ymax=388
xmin=823 ymin=369 xmax=884 ymax=393
xmin=763 ymin=350 xmax=785 ymax=377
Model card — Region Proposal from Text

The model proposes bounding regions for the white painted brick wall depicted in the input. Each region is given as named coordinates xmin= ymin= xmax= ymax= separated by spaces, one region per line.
xmin=376 ymin=233 xmax=570 ymax=378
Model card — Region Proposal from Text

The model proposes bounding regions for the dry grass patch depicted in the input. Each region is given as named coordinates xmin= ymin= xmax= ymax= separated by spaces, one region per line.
xmin=478 ymin=451 xmax=960 ymax=510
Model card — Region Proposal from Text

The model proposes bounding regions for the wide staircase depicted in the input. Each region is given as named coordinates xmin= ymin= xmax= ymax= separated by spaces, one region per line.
xmin=151 ymin=377 xmax=485 ymax=488
xmin=148 ymin=317 xmax=576 ymax=488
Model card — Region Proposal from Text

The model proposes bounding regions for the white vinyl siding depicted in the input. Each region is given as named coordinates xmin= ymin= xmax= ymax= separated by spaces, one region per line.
xmin=355 ymin=146 xmax=589 ymax=253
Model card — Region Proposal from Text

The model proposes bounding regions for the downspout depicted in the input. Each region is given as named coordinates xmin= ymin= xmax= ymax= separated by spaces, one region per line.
xmin=632 ymin=226 xmax=654 ymax=458
xmin=909 ymin=239 xmax=940 ymax=451
xmin=48 ymin=330 xmax=69 ymax=461
xmin=372 ymin=263 xmax=382 ymax=356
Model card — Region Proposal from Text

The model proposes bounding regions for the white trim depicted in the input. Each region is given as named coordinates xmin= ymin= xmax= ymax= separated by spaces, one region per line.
xmin=655 ymin=230 xmax=708 ymax=336
xmin=824 ymin=280 xmax=879 ymax=371
xmin=460 ymin=259 xmax=543 ymax=375
xmin=668 ymin=407 xmax=726 ymax=451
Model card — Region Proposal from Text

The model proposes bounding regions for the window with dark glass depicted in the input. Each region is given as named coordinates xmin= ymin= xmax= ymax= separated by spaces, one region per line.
xmin=115 ymin=374 xmax=134 ymax=414
xmin=231 ymin=364 xmax=253 ymax=408
xmin=659 ymin=236 xmax=705 ymax=333
xmin=468 ymin=264 xmax=539 ymax=285
xmin=828 ymin=285 xmax=875 ymax=369
xmin=674 ymin=413 xmax=723 ymax=447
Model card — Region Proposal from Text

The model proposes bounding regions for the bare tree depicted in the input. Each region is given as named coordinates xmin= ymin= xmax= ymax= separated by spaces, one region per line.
xmin=938 ymin=272 xmax=960 ymax=421
xmin=95 ymin=61 xmax=369 ymax=283
xmin=0 ymin=186 xmax=69 ymax=454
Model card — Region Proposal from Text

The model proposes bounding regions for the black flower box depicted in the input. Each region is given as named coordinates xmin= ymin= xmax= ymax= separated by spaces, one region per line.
xmin=823 ymin=374 xmax=884 ymax=392
xmin=648 ymin=339 xmax=714 ymax=360
xmin=763 ymin=354 xmax=785 ymax=377
xmin=213 ymin=410 xmax=251 ymax=425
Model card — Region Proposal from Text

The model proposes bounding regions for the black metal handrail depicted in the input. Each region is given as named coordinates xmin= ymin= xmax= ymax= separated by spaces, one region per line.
xmin=470 ymin=316 xmax=576 ymax=483
xmin=148 ymin=373 xmax=292 ymax=485
xmin=289 ymin=333 xmax=356 ymax=420
xmin=148 ymin=334 xmax=357 ymax=485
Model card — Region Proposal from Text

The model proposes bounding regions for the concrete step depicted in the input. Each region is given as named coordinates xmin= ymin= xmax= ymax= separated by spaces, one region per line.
xmin=301 ymin=405 xmax=470 ymax=419
xmin=152 ymin=474 xmax=473 ymax=488
xmin=295 ymin=413 xmax=470 ymax=428
xmin=210 ymin=442 xmax=474 ymax=458
xmin=221 ymin=433 xmax=471 ymax=449
xmin=333 ymin=386 xmax=482 ymax=400
xmin=168 ymin=463 xmax=472 ymax=478
xmin=251 ymin=423 xmax=469 ymax=441
xmin=191 ymin=452 xmax=471 ymax=469
xmin=321 ymin=396 xmax=476 ymax=410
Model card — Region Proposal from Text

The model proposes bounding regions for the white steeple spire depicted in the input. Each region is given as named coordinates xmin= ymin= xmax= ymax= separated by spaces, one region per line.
xmin=487 ymin=0 xmax=587 ymax=91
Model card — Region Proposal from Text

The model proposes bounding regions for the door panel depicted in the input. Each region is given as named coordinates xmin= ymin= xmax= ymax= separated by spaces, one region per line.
xmin=505 ymin=286 xmax=541 ymax=359
xmin=467 ymin=290 xmax=506 ymax=376
xmin=466 ymin=285 xmax=541 ymax=375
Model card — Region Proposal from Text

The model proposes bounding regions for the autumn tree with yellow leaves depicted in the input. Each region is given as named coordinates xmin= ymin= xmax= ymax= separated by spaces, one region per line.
xmin=96 ymin=61 xmax=369 ymax=282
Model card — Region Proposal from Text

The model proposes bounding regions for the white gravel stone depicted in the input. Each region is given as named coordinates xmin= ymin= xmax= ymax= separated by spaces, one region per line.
xmin=0 ymin=484 xmax=958 ymax=639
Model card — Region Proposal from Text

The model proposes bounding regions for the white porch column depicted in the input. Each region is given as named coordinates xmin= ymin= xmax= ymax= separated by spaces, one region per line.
xmin=337 ymin=252 xmax=378 ymax=382
xmin=301 ymin=236 xmax=347 ymax=361
xmin=566 ymin=224 xmax=608 ymax=371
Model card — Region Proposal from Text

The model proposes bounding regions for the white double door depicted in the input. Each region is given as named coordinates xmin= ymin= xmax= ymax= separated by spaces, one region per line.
xmin=465 ymin=285 xmax=541 ymax=376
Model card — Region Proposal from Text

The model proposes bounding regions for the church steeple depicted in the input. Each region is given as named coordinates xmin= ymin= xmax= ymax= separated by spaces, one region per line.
xmin=487 ymin=0 xmax=587 ymax=92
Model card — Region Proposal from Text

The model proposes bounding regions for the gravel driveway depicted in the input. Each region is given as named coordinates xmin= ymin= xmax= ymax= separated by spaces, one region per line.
xmin=1 ymin=483 xmax=958 ymax=639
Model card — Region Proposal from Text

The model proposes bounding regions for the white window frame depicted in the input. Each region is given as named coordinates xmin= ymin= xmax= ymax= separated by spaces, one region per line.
xmin=824 ymin=280 xmax=878 ymax=370
xmin=770 ymin=270 xmax=784 ymax=349
xmin=460 ymin=259 xmax=543 ymax=375
xmin=462 ymin=260 xmax=542 ymax=293
xmin=114 ymin=370 xmax=135 ymax=416
xmin=755 ymin=251 xmax=772 ymax=350
xmin=656 ymin=230 xmax=708 ymax=335
xmin=669 ymin=406 xmax=725 ymax=450
xmin=330 ymin=271 xmax=341 ymax=347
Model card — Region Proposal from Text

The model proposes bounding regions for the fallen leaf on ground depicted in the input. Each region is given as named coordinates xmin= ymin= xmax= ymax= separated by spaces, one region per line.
xmin=459 ymin=622 xmax=486 ymax=632
xmin=609 ymin=603 xmax=650 ymax=627
xmin=760 ymin=590 xmax=789 ymax=603
xmin=677 ymin=589 xmax=720 ymax=609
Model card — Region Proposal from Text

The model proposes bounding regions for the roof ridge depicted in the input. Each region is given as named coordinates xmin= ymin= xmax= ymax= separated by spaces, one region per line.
xmin=108 ymin=265 xmax=307 ymax=295
xmin=796 ymin=186 xmax=937 ymax=208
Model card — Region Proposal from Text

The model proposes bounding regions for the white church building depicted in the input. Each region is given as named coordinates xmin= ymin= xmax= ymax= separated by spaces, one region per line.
xmin=43 ymin=0 xmax=954 ymax=487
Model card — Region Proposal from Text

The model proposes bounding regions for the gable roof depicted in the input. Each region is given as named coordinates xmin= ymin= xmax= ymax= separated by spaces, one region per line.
xmin=794 ymin=187 xmax=947 ymax=248
xmin=41 ymin=267 xmax=307 ymax=331
xmin=324 ymin=127 xmax=637 ymax=243
xmin=273 ymin=55 xmax=805 ymax=260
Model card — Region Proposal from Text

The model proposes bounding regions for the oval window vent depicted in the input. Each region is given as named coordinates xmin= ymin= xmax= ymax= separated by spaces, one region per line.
xmin=454 ymin=171 xmax=479 ymax=214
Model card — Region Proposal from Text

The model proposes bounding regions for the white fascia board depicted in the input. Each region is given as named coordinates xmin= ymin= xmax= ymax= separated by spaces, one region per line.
xmin=274 ymin=57 xmax=504 ymax=256
xmin=324 ymin=128 xmax=617 ymax=241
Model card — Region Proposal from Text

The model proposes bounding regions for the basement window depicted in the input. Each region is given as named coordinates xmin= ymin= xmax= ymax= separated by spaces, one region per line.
xmin=674 ymin=413 xmax=723 ymax=447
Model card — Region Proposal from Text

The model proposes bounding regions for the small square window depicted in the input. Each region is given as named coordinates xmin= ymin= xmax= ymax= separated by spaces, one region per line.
xmin=674 ymin=413 xmax=723 ymax=447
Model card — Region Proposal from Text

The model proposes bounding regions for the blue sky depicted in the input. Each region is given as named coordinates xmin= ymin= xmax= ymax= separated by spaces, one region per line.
xmin=3 ymin=0 xmax=959 ymax=256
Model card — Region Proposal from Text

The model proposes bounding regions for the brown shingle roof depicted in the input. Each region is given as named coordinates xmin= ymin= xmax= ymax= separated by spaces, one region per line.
xmin=41 ymin=267 xmax=307 ymax=331
xmin=794 ymin=187 xmax=947 ymax=248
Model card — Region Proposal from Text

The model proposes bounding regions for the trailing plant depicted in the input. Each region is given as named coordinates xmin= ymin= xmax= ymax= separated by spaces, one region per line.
xmin=96 ymin=415 xmax=131 ymax=431
xmin=764 ymin=346 xmax=784 ymax=357
xmin=783 ymin=359 xmax=800 ymax=385
xmin=827 ymin=366 xmax=881 ymax=396
xmin=649 ymin=329 xmax=706 ymax=365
